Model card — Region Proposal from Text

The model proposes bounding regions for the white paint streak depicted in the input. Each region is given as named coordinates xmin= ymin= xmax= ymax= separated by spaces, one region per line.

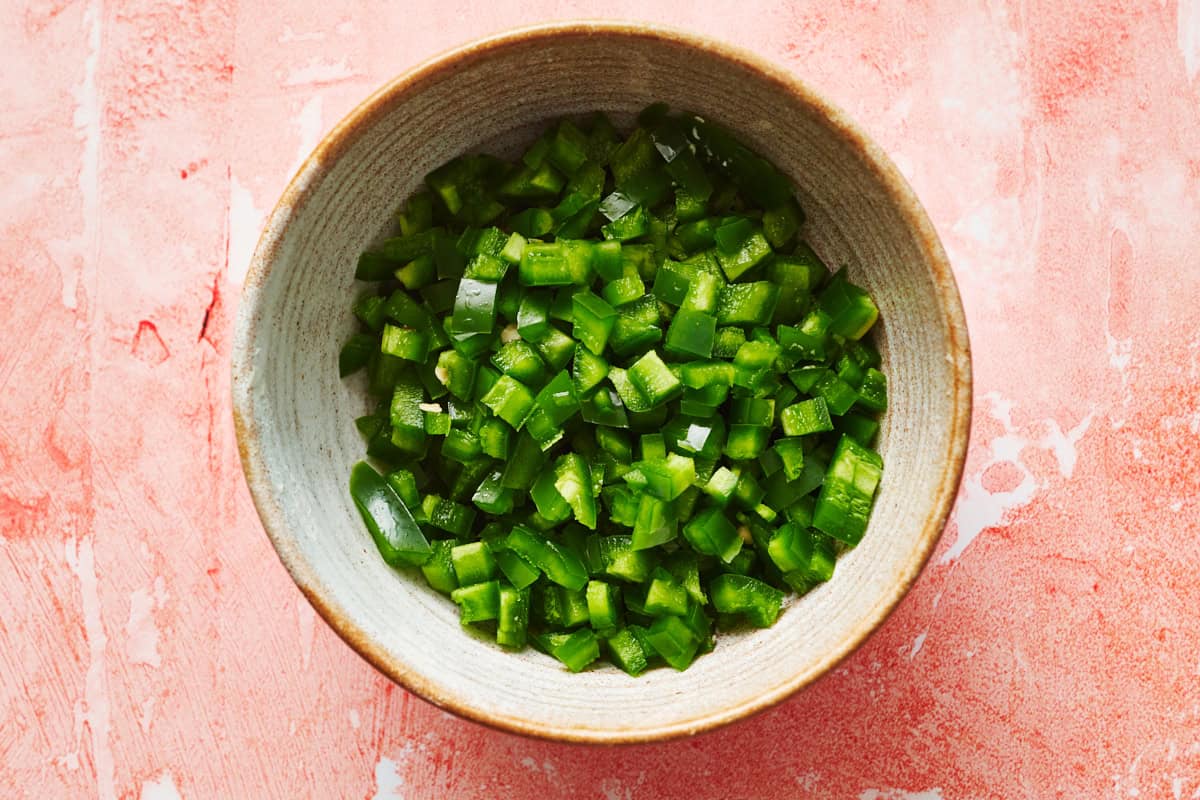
xmin=225 ymin=176 xmax=267 ymax=286
xmin=1179 ymin=0 xmax=1200 ymax=82
xmin=125 ymin=587 xmax=160 ymax=667
xmin=289 ymin=94 xmax=324 ymax=178
xmin=372 ymin=756 xmax=405 ymax=800
xmin=910 ymin=631 xmax=928 ymax=658
xmin=282 ymin=57 xmax=359 ymax=87
xmin=225 ymin=95 xmax=323 ymax=288
xmin=941 ymin=394 xmax=1095 ymax=563
xmin=66 ymin=536 xmax=115 ymax=800
xmin=600 ymin=778 xmax=631 ymax=800
xmin=859 ymin=789 xmax=944 ymax=800
xmin=349 ymin=709 xmax=361 ymax=729
xmin=278 ymin=25 xmax=326 ymax=43
xmin=941 ymin=394 xmax=1039 ymax=563
xmin=66 ymin=0 xmax=104 ymax=310
xmin=1039 ymin=413 xmax=1094 ymax=478
xmin=297 ymin=595 xmax=315 ymax=670
xmin=1107 ymin=331 xmax=1133 ymax=378
xmin=139 ymin=771 xmax=182 ymax=800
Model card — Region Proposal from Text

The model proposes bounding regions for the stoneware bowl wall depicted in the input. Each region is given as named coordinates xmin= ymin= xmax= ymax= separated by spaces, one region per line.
xmin=232 ymin=22 xmax=971 ymax=743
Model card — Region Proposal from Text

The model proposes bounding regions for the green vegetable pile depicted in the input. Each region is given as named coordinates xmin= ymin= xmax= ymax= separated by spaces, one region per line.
xmin=340 ymin=104 xmax=887 ymax=675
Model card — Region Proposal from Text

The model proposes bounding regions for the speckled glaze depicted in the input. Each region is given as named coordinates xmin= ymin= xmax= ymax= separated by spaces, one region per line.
xmin=231 ymin=22 xmax=970 ymax=743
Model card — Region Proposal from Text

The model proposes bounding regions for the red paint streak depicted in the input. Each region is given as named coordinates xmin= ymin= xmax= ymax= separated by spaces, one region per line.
xmin=197 ymin=276 xmax=220 ymax=346
xmin=132 ymin=319 xmax=170 ymax=364
xmin=1028 ymin=1 xmax=1136 ymax=119
xmin=0 ymin=492 xmax=51 ymax=539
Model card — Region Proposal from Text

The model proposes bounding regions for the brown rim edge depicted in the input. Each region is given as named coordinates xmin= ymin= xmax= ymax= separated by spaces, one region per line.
xmin=230 ymin=19 xmax=973 ymax=745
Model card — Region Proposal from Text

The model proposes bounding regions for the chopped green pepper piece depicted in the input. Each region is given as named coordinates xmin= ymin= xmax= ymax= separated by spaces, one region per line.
xmin=717 ymin=282 xmax=780 ymax=326
xmin=714 ymin=217 xmax=772 ymax=281
xmin=495 ymin=550 xmax=540 ymax=590
xmin=781 ymin=397 xmax=834 ymax=436
xmin=709 ymin=574 xmax=783 ymax=628
xmin=644 ymin=568 xmax=689 ymax=617
xmin=605 ymin=628 xmax=649 ymax=675
xmin=819 ymin=269 xmax=879 ymax=340
xmin=507 ymin=526 xmax=588 ymax=591
xmin=571 ymin=290 xmax=617 ymax=355
xmin=586 ymin=580 xmax=621 ymax=632
xmin=645 ymin=615 xmax=699 ymax=670
xmin=683 ymin=506 xmax=742 ymax=563
xmin=627 ymin=351 xmax=682 ymax=408
xmin=631 ymin=492 xmax=676 ymax=550
xmin=541 ymin=628 xmax=600 ymax=672
xmin=496 ymin=585 xmax=531 ymax=648
xmin=555 ymin=453 xmax=597 ymax=529
xmin=451 ymin=580 xmax=500 ymax=624
xmin=421 ymin=494 xmax=476 ymax=537
xmin=665 ymin=309 xmax=716 ymax=358
xmin=349 ymin=462 xmax=432 ymax=567
xmin=520 ymin=240 xmax=594 ymax=286
xmin=479 ymin=375 xmax=536 ymax=429
xmin=339 ymin=333 xmax=377 ymax=377
xmin=449 ymin=278 xmax=498 ymax=334
xmin=451 ymin=541 xmax=497 ymax=585
xmin=857 ymin=368 xmax=888 ymax=412
xmin=420 ymin=539 xmax=459 ymax=594
xmin=491 ymin=339 xmax=549 ymax=386
xmin=812 ymin=434 xmax=883 ymax=545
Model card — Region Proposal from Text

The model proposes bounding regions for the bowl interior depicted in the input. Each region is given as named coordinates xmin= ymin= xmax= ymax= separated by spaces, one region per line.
xmin=233 ymin=24 xmax=969 ymax=742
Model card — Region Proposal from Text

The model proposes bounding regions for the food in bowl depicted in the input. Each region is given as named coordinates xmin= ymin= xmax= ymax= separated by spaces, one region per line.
xmin=339 ymin=104 xmax=887 ymax=675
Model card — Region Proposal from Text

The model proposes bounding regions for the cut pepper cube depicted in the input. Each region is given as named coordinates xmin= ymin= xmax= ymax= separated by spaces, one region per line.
xmin=555 ymin=453 xmax=598 ymax=529
xmin=813 ymin=434 xmax=883 ymax=545
xmin=420 ymin=539 xmax=458 ymax=594
xmin=716 ymin=282 xmax=779 ymax=326
xmin=451 ymin=541 xmax=498 ymax=585
xmin=767 ymin=523 xmax=815 ymax=574
xmin=700 ymin=466 xmax=740 ymax=506
xmin=627 ymin=350 xmax=682 ymax=408
xmin=480 ymin=375 xmax=536 ymax=429
xmin=682 ymin=506 xmax=742 ymax=563
xmin=451 ymin=580 xmax=500 ymax=624
xmin=449 ymin=278 xmax=498 ymax=333
xmin=572 ymin=290 xmax=618 ymax=355
xmin=631 ymin=492 xmax=676 ymax=550
xmin=664 ymin=309 xmax=716 ymax=358
xmin=507 ymin=526 xmax=589 ymax=591
xmin=496 ymin=585 xmax=531 ymax=648
xmin=709 ymin=574 xmax=783 ymax=628
xmin=541 ymin=628 xmax=600 ymax=673
xmin=519 ymin=240 xmax=594 ymax=286
xmin=586 ymin=580 xmax=622 ymax=632
xmin=644 ymin=568 xmax=689 ymax=617
xmin=781 ymin=397 xmax=834 ymax=436
xmin=645 ymin=615 xmax=699 ymax=670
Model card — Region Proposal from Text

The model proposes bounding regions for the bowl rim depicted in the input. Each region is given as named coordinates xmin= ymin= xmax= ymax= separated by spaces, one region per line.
xmin=231 ymin=19 xmax=973 ymax=744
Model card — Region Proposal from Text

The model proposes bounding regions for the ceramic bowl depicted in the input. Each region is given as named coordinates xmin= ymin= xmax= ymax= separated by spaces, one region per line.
xmin=231 ymin=21 xmax=971 ymax=743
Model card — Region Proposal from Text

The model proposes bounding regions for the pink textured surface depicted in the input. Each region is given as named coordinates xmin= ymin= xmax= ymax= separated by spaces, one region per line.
xmin=2 ymin=2 xmax=1198 ymax=797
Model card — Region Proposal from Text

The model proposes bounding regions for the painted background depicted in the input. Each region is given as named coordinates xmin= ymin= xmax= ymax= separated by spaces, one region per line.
xmin=2 ymin=1 xmax=1199 ymax=797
